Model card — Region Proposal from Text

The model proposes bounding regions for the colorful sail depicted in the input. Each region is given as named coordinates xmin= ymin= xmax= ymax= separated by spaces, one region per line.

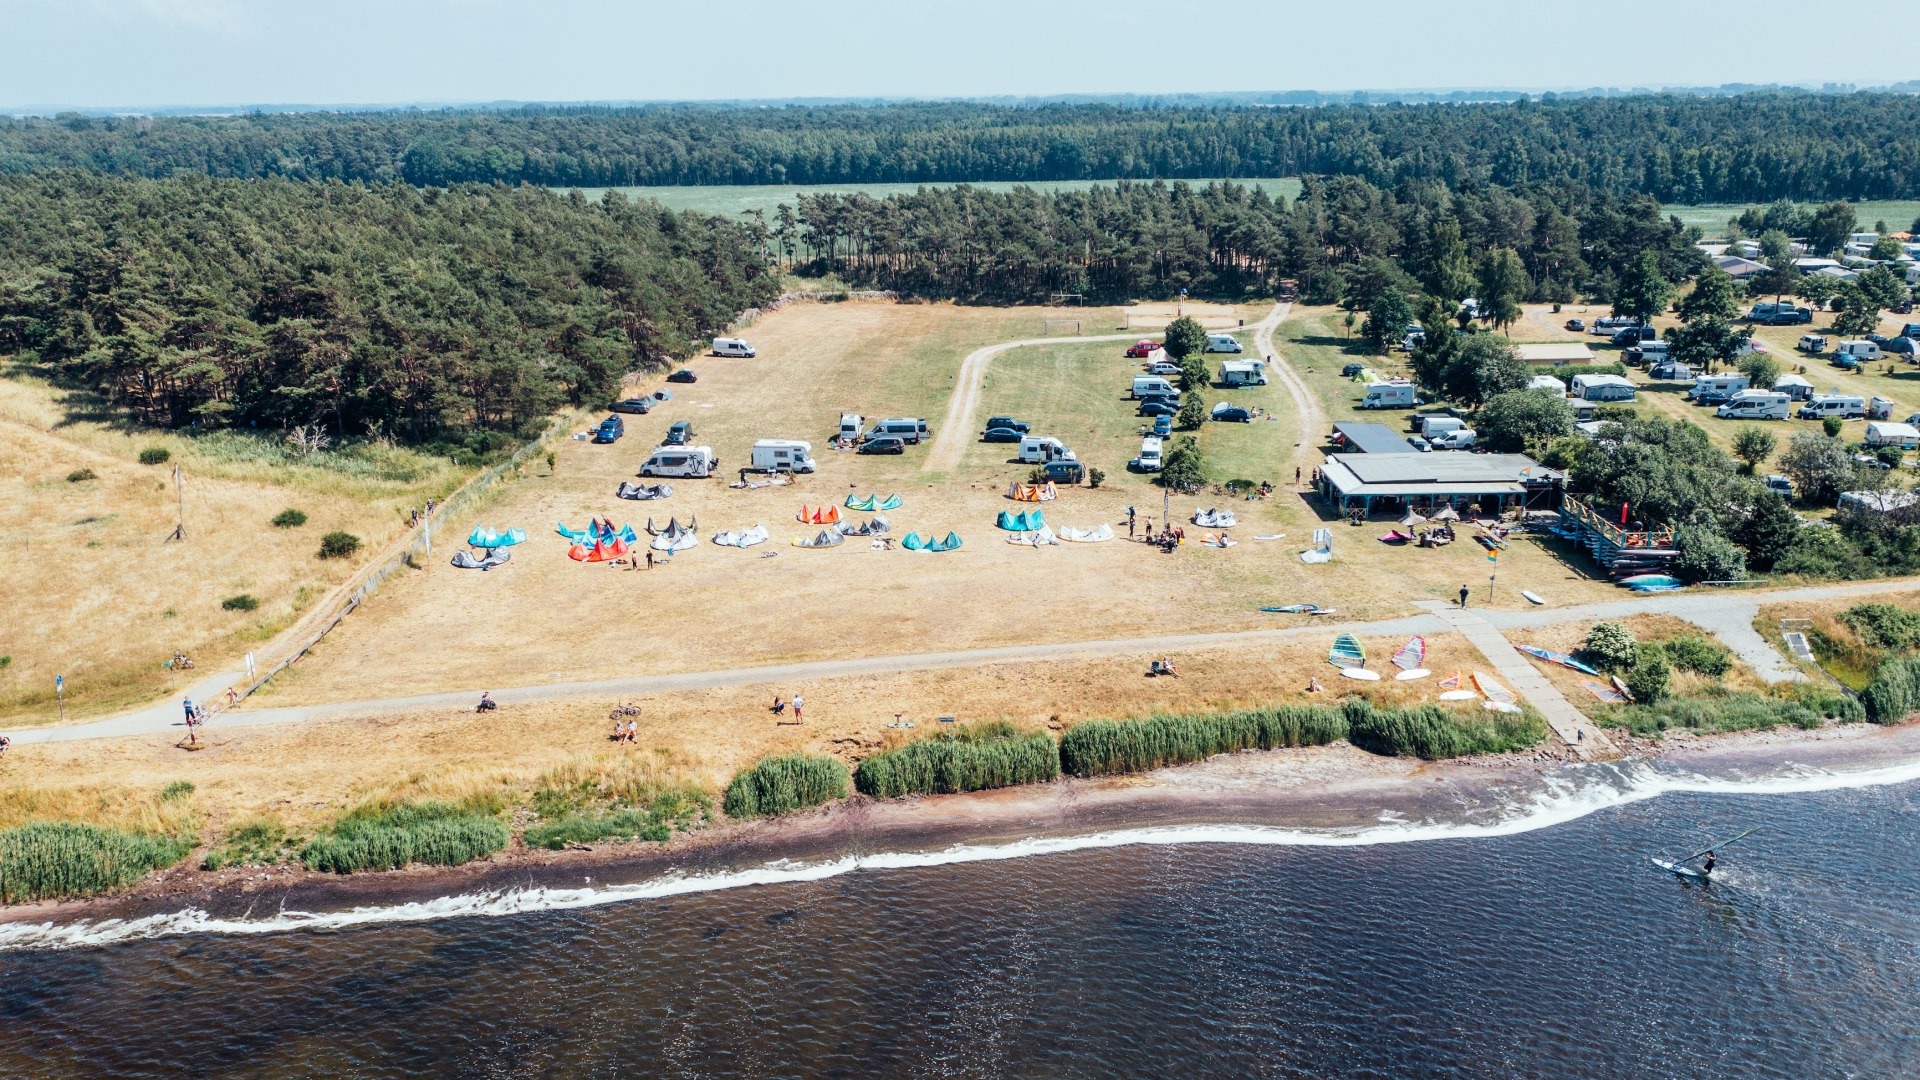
xmin=1515 ymin=644 xmax=1601 ymax=676
xmin=1329 ymin=633 xmax=1366 ymax=669
xmin=1472 ymin=672 xmax=1516 ymax=705
xmin=1581 ymin=679 xmax=1629 ymax=704
xmin=1437 ymin=671 xmax=1462 ymax=690
xmin=1391 ymin=636 xmax=1427 ymax=671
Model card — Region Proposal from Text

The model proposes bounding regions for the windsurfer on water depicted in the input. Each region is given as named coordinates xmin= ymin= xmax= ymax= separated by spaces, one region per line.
xmin=1701 ymin=851 xmax=1716 ymax=878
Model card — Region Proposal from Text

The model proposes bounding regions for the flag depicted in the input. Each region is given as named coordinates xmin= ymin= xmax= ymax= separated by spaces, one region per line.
xmin=1487 ymin=548 xmax=1499 ymax=563
xmin=55 ymin=674 xmax=63 ymax=691
xmin=1620 ymin=501 xmax=1630 ymax=526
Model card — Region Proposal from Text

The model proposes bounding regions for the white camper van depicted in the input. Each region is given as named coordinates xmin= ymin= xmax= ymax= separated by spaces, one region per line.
xmin=1359 ymin=382 xmax=1416 ymax=409
xmin=750 ymin=439 xmax=816 ymax=473
xmin=1219 ymin=359 xmax=1268 ymax=386
xmin=865 ymin=418 xmax=931 ymax=443
xmin=1018 ymin=435 xmax=1076 ymax=464
xmin=837 ymin=413 xmax=864 ymax=443
xmin=639 ymin=445 xmax=719 ymax=478
xmin=1429 ymin=428 xmax=1477 ymax=449
xmin=1131 ymin=376 xmax=1179 ymax=400
xmin=1131 ymin=436 xmax=1164 ymax=472
xmin=711 ymin=337 xmax=756 ymax=358
xmin=1798 ymin=394 xmax=1867 ymax=420
xmin=1204 ymin=333 xmax=1243 ymax=354
xmin=1715 ymin=391 xmax=1792 ymax=420
xmin=1416 ymin=414 xmax=1467 ymax=438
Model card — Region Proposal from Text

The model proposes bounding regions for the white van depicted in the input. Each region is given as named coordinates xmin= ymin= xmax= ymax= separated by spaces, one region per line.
xmin=1131 ymin=375 xmax=1179 ymax=400
xmin=1018 ymin=435 xmax=1075 ymax=464
xmin=750 ymin=439 xmax=816 ymax=473
xmin=1417 ymin=414 xmax=1467 ymax=438
xmin=1688 ymin=374 xmax=1751 ymax=403
xmin=1797 ymin=334 xmax=1829 ymax=354
xmin=1219 ymin=359 xmax=1268 ymax=386
xmin=1429 ymin=428 xmax=1476 ymax=449
xmin=1835 ymin=340 xmax=1882 ymax=363
xmin=1131 ymin=436 xmax=1164 ymax=472
xmin=864 ymin=418 xmax=930 ymax=443
xmin=712 ymin=337 xmax=756 ymax=358
xmin=1204 ymin=333 xmax=1243 ymax=354
xmin=1797 ymin=395 xmax=1867 ymax=420
xmin=1359 ymin=382 xmax=1416 ymax=409
xmin=837 ymin=413 xmax=864 ymax=443
xmin=1715 ymin=391 xmax=1792 ymax=420
xmin=639 ymin=445 xmax=719 ymax=478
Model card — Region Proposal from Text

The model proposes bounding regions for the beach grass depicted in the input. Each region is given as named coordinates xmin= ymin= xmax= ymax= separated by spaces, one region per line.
xmin=299 ymin=800 xmax=508 ymax=874
xmin=853 ymin=720 xmax=1059 ymax=798
xmin=1345 ymin=701 xmax=1550 ymax=759
xmin=1059 ymin=703 xmax=1351 ymax=777
xmin=0 ymin=822 xmax=195 ymax=904
xmin=523 ymin=751 xmax=712 ymax=849
xmin=200 ymin=816 xmax=291 ymax=871
xmin=1606 ymin=684 xmax=1863 ymax=737
xmin=722 ymin=754 xmax=848 ymax=819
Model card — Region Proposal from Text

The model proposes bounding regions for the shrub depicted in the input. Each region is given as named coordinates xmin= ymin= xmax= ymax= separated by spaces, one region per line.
xmin=523 ymin=809 xmax=673 ymax=850
xmin=221 ymin=594 xmax=259 ymax=612
xmin=1060 ymin=704 xmax=1350 ymax=777
xmin=1583 ymin=622 xmax=1639 ymax=673
xmin=1612 ymin=687 xmax=1844 ymax=737
xmin=1663 ymin=634 xmax=1732 ymax=677
xmin=1087 ymin=467 xmax=1105 ymax=489
xmin=160 ymin=780 xmax=196 ymax=799
xmin=854 ymin=721 xmax=1059 ymax=797
xmin=271 ymin=508 xmax=308 ymax=528
xmin=201 ymin=817 xmax=289 ymax=871
xmin=299 ymin=801 xmax=508 ymax=873
xmin=1838 ymin=603 xmax=1920 ymax=652
xmin=66 ymin=468 xmax=97 ymax=483
xmin=317 ymin=531 xmax=361 ymax=559
xmin=722 ymin=754 xmax=848 ymax=818
xmin=1625 ymin=648 xmax=1673 ymax=703
xmin=1823 ymin=416 xmax=1844 ymax=438
xmin=1345 ymin=699 xmax=1549 ymax=760
xmin=0 ymin=823 xmax=195 ymax=903
xmin=1862 ymin=655 xmax=1920 ymax=724
xmin=523 ymin=771 xmax=708 ymax=851
xmin=138 ymin=446 xmax=171 ymax=465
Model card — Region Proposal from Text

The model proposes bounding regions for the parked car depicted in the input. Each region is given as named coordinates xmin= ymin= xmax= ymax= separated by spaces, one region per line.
xmin=1563 ymin=319 xmax=1585 ymax=332
xmin=859 ymin=436 xmax=908 ymax=455
xmin=1341 ymin=363 xmax=1367 ymax=377
xmin=1145 ymin=361 xmax=1183 ymax=376
xmin=1151 ymin=414 xmax=1173 ymax=438
xmin=610 ymin=398 xmax=654 ymax=414
xmin=980 ymin=426 xmax=1025 ymax=443
xmin=984 ymin=416 xmax=1030 ymax=434
xmin=1040 ymin=459 xmax=1086 ymax=483
xmin=666 ymin=369 xmax=697 ymax=383
xmin=1210 ymin=404 xmax=1253 ymax=423
xmin=1853 ymin=453 xmax=1895 ymax=470
xmin=663 ymin=420 xmax=694 ymax=445
xmin=1407 ymin=435 xmax=1432 ymax=452
xmin=1138 ymin=400 xmax=1180 ymax=417
xmin=1763 ymin=474 xmax=1794 ymax=497
xmin=1125 ymin=341 xmax=1164 ymax=358
xmin=593 ymin=415 xmax=624 ymax=443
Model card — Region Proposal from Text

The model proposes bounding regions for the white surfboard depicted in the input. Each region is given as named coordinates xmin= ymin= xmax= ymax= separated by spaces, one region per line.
xmin=1522 ymin=590 xmax=1546 ymax=605
xmin=1483 ymin=701 xmax=1522 ymax=714
xmin=1438 ymin=689 xmax=1479 ymax=701
xmin=1339 ymin=668 xmax=1382 ymax=681
xmin=1394 ymin=668 xmax=1432 ymax=681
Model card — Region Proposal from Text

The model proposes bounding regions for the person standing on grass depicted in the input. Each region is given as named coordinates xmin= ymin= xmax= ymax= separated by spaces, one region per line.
xmin=1459 ymin=585 xmax=1470 ymax=609
xmin=792 ymin=694 xmax=804 ymax=722
xmin=646 ymin=549 xmax=655 ymax=570
xmin=0 ymin=733 xmax=10 ymax=758
xmin=1127 ymin=505 xmax=1136 ymax=538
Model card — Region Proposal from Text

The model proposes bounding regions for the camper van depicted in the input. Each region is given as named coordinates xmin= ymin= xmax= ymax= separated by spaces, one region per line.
xmin=1570 ymin=374 xmax=1637 ymax=402
xmin=864 ymin=418 xmax=930 ymax=443
xmin=1219 ymin=359 xmax=1269 ymax=386
xmin=1797 ymin=334 xmax=1829 ymax=354
xmin=1835 ymin=340 xmax=1882 ymax=364
xmin=1688 ymin=373 xmax=1752 ymax=404
xmin=1131 ymin=436 xmax=1164 ymax=473
xmin=1429 ymin=428 xmax=1476 ymax=449
xmin=1797 ymin=394 xmax=1867 ymax=421
xmin=1018 ymin=435 xmax=1076 ymax=464
xmin=1131 ymin=376 xmax=1180 ymax=400
xmin=639 ymin=445 xmax=718 ymax=478
xmin=1204 ymin=333 xmax=1243 ymax=354
xmin=711 ymin=337 xmax=756 ymax=358
xmin=1359 ymin=382 xmax=1417 ymax=409
xmin=1415 ymin=414 xmax=1467 ymax=438
xmin=750 ymin=439 xmax=816 ymax=473
xmin=1715 ymin=391 xmax=1792 ymax=420
xmin=1590 ymin=316 xmax=1640 ymax=335
xmin=838 ymin=413 xmax=864 ymax=443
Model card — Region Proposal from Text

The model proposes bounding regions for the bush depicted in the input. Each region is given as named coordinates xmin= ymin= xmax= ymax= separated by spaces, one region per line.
xmin=1838 ymin=603 xmax=1920 ymax=652
xmin=1087 ymin=467 xmax=1105 ymax=489
xmin=722 ymin=754 xmax=848 ymax=818
xmin=1345 ymin=700 xmax=1550 ymax=760
xmin=1060 ymin=704 xmax=1350 ymax=777
xmin=1663 ymin=634 xmax=1732 ymax=677
xmin=317 ymin=531 xmax=361 ymax=559
xmin=298 ymin=801 xmax=508 ymax=873
xmin=854 ymin=721 xmax=1059 ymax=797
xmin=523 ymin=809 xmax=674 ymax=850
xmin=138 ymin=446 xmax=171 ymax=465
xmin=1625 ymin=648 xmax=1673 ymax=703
xmin=1583 ymin=622 xmax=1639 ymax=673
xmin=1862 ymin=655 xmax=1920 ymax=724
xmin=221 ymin=594 xmax=259 ymax=612
xmin=272 ymin=508 xmax=308 ymax=528
xmin=1611 ymin=686 xmax=1857 ymax=737
xmin=1823 ymin=416 xmax=1844 ymax=438
xmin=161 ymin=780 xmax=196 ymax=799
xmin=66 ymin=468 xmax=97 ymax=483
xmin=0 ymin=823 xmax=195 ymax=903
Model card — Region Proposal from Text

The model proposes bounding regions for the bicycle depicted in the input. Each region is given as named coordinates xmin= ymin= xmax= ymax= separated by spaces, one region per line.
xmin=609 ymin=702 xmax=641 ymax=721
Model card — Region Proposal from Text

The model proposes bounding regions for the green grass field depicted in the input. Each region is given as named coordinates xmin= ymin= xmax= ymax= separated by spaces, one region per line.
xmin=564 ymin=179 xmax=1304 ymax=218
xmin=1663 ymin=200 xmax=1920 ymax=236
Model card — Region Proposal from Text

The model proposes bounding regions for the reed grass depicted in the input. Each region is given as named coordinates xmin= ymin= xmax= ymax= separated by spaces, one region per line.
xmin=854 ymin=721 xmax=1059 ymax=797
xmin=0 ymin=822 xmax=194 ymax=903
xmin=299 ymin=800 xmax=508 ymax=873
xmin=1060 ymin=704 xmax=1350 ymax=777
xmin=1345 ymin=701 xmax=1550 ymax=759
xmin=722 ymin=754 xmax=848 ymax=819
xmin=1862 ymin=656 xmax=1920 ymax=725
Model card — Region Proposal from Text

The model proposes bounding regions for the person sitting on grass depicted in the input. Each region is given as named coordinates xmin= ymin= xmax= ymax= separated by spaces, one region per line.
xmin=771 ymin=696 xmax=787 ymax=715
xmin=0 ymin=733 xmax=10 ymax=758
xmin=1158 ymin=659 xmax=1181 ymax=678
xmin=477 ymin=691 xmax=497 ymax=712
xmin=1307 ymin=677 xmax=1323 ymax=693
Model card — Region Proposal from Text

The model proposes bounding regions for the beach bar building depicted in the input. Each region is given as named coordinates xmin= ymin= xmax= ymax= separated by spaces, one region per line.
xmin=1316 ymin=452 xmax=1564 ymax=516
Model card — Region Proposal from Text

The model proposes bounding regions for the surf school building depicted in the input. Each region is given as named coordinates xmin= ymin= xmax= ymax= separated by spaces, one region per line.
xmin=1315 ymin=452 xmax=1565 ymax=517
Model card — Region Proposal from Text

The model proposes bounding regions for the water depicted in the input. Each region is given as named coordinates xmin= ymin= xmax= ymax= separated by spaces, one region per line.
xmin=4 ymin=768 xmax=1920 ymax=1077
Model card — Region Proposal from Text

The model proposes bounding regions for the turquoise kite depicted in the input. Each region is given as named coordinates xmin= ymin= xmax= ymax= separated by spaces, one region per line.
xmin=996 ymin=509 xmax=1046 ymax=531
xmin=845 ymin=493 xmax=904 ymax=511
xmin=467 ymin=526 xmax=527 ymax=549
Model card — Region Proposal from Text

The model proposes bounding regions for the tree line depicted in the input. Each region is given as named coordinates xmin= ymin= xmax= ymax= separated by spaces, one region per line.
xmin=0 ymin=174 xmax=775 ymax=444
xmin=5 ymin=93 xmax=1920 ymax=202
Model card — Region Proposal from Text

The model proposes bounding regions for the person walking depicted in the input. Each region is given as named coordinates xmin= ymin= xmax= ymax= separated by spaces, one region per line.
xmin=1458 ymin=585 xmax=1470 ymax=609
xmin=792 ymin=694 xmax=804 ymax=722
xmin=182 ymin=697 xmax=196 ymax=724
xmin=1295 ymin=465 xmax=1302 ymax=485
xmin=1127 ymin=505 xmax=1136 ymax=538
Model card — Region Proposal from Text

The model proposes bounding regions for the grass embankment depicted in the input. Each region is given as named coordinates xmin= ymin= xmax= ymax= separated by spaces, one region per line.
xmin=298 ymin=800 xmax=509 ymax=874
xmin=1608 ymin=684 xmax=1865 ymax=737
xmin=853 ymin=721 xmax=1058 ymax=797
xmin=523 ymin=754 xmax=711 ymax=849
xmin=722 ymin=754 xmax=849 ymax=819
xmin=0 ymin=780 xmax=200 ymax=902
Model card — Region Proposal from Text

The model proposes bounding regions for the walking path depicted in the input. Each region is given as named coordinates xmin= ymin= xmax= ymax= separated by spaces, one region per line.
xmin=1420 ymin=602 xmax=1617 ymax=759
xmin=1244 ymin=301 xmax=1319 ymax=471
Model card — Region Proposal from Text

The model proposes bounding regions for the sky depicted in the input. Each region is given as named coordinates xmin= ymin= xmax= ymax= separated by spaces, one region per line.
xmin=3 ymin=0 xmax=1917 ymax=110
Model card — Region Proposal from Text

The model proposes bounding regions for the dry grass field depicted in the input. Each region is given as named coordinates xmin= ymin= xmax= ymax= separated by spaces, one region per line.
xmin=0 ymin=373 xmax=465 ymax=721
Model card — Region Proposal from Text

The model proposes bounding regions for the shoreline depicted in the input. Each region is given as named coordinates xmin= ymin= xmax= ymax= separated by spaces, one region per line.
xmin=6 ymin=720 xmax=1920 ymax=934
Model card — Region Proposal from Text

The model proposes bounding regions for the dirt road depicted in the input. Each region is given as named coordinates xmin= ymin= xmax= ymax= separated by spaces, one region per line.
xmin=923 ymin=331 xmax=1143 ymax=472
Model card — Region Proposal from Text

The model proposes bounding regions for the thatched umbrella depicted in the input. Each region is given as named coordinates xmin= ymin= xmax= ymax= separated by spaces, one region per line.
xmin=1430 ymin=506 xmax=1461 ymax=522
xmin=1398 ymin=510 xmax=1428 ymax=529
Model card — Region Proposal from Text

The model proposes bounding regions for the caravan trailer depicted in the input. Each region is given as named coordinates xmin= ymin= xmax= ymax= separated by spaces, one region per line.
xmin=1688 ymin=373 xmax=1752 ymax=404
xmin=1570 ymin=373 xmax=1637 ymax=402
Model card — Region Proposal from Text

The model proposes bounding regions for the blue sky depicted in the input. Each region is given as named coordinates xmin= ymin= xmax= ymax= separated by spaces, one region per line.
xmin=3 ymin=0 xmax=1916 ymax=109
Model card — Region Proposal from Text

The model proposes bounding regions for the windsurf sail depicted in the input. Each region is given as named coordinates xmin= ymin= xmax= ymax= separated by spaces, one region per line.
xmin=1391 ymin=636 xmax=1427 ymax=671
xmin=1437 ymin=671 xmax=1462 ymax=690
xmin=1472 ymin=672 xmax=1515 ymax=705
xmin=1581 ymin=678 xmax=1629 ymax=704
xmin=1670 ymin=827 xmax=1760 ymax=867
xmin=1515 ymin=645 xmax=1602 ymax=676
xmin=1329 ymin=633 xmax=1366 ymax=669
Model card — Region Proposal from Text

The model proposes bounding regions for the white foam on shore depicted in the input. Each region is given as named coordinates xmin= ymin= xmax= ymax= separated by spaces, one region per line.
xmin=8 ymin=753 xmax=1920 ymax=952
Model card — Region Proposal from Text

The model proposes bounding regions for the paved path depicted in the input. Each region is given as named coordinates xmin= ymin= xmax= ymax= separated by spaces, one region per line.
xmin=922 ymin=330 xmax=1144 ymax=473
xmin=1420 ymin=602 xmax=1617 ymax=759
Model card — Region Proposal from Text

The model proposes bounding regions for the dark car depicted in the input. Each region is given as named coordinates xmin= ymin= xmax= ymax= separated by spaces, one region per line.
xmin=610 ymin=398 xmax=653 ymax=414
xmin=981 ymin=426 xmax=1025 ymax=443
xmin=593 ymin=415 xmax=624 ymax=443
xmin=1138 ymin=400 xmax=1180 ymax=417
xmin=664 ymin=420 xmax=694 ymax=445
xmin=1761 ymin=309 xmax=1812 ymax=326
xmin=984 ymin=415 xmax=1030 ymax=434
xmin=1341 ymin=363 xmax=1366 ymax=377
xmin=1211 ymin=405 xmax=1253 ymax=423
xmin=1867 ymin=333 xmax=1891 ymax=347
xmin=1040 ymin=459 xmax=1085 ymax=483
xmin=1563 ymin=318 xmax=1585 ymax=332
xmin=859 ymin=436 xmax=908 ymax=455
xmin=667 ymin=369 xmax=697 ymax=383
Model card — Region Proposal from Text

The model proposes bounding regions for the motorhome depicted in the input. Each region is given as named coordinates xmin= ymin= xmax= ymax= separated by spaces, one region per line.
xmin=638 ymin=445 xmax=719 ymax=478
xmin=1797 ymin=334 xmax=1829 ymax=354
xmin=1018 ymin=435 xmax=1077 ymax=464
xmin=1835 ymin=340 xmax=1882 ymax=364
xmin=1131 ymin=436 xmax=1164 ymax=473
xmin=864 ymin=418 xmax=931 ymax=443
xmin=1797 ymin=394 xmax=1867 ymax=420
xmin=1570 ymin=373 xmax=1637 ymax=402
xmin=1131 ymin=375 xmax=1179 ymax=400
xmin=1715 ymin=391 xmax=1792 ymax=420
xmin=1590 ymin=316 xmax=1641 ymax=335
xmin=1688 ymin=373 xmax=1751 ymax=404
xmin=1359 ymin=382 xmax=1417 ymax=409
xmin=750 ymin=439 xmax=816 ymax=473
xmin=711 ymin=337 xmax=756 ymax=357
xmin=1219 ymin=359 xmax=1269 ymax=386
xmin=1204 ymin=333 xmax=1243 ymax=354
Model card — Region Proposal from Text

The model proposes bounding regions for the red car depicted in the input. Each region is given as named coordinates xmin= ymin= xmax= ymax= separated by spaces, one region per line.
xmin=1125 ymin=340 xmax=1164 ymax=358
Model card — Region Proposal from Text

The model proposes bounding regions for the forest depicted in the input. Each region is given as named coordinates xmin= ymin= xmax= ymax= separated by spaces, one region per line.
xmin=3 ymin=93 xmax=1919 ymax=203
xmin=0 ymin=174 xmax=776 ymax=443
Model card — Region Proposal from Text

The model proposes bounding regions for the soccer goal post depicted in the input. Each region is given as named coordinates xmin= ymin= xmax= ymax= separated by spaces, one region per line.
xmin=1041 ymin=318 xmax=1081 ymax=335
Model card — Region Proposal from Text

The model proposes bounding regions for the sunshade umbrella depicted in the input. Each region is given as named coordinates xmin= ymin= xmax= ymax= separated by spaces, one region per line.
xmin=1430 ymin=506 xmax=1461 ymax=522
xmin=1398 ymin=510 xmax=1429 ymax=529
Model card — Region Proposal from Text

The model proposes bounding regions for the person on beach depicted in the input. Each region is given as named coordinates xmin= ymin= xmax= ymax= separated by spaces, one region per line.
xmin=626 ymin=720 xmax=638 ymax=743
xmin=1458 ymin=585 xmax=1470 ymax=609
xmin=646 ymin=550 xmax=655 ymax=570
xmin=1127 ymin=506 xmax=1136 ymax=538
xmin=1306 ymin=677 xmax=1323 ymax=693
xmin=792 ymin=695 xmax=804 ymax=722
xmin=0 ymin=733 xmax=10 ymax=758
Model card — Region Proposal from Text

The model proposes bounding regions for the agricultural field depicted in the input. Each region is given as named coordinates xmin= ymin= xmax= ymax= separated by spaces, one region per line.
xmin=0 ymin=371 xmax=468 ymax=722
xmin=565 ymin=178 xmax=1303 ymax=219
xmin=1664 ymin=199 xmax=1920 ymax=236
